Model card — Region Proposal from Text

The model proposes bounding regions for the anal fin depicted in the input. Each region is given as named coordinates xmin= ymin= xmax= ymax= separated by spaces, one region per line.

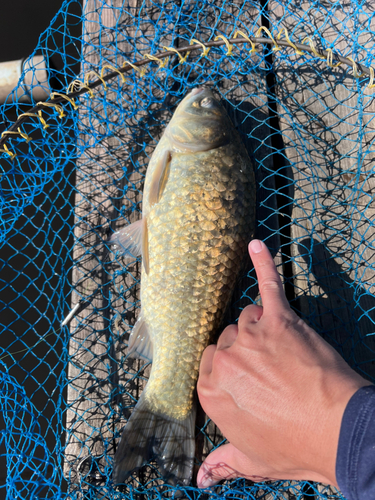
xmin=128 ymin=315 xmax=153 ymax=362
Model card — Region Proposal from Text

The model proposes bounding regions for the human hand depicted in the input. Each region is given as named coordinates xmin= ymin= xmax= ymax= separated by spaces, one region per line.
xmin=197 ymin=239 xmax=370 ymax=488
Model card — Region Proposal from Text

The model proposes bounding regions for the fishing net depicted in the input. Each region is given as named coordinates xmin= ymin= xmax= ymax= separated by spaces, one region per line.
xmin=1 ymin=0 xmax=374 ymax=498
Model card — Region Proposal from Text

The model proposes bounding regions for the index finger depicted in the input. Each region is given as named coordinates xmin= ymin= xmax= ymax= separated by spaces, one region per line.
xmin=248 ymin=239 xmax=290 ymax=315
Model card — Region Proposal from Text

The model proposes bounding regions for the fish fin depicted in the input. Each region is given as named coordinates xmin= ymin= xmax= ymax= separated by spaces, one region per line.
xmin=113 ymin=393 xmax=195 ymax=486
xmin=108 ymin=218 xmax=149 ymax=274
xmin=107 ymin=219 xmax=143 ymax=257
xmin=128 ymin=316 xmax=153 ymax=362
xmin=148 ymin=150 xmax=171 ymax=206
xmin=142 ymin=217 xmax=150 ymax=274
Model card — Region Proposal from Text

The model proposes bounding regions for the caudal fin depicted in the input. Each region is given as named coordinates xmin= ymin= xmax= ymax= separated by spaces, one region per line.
xmin=113 ymin=392 xmax=196 ymax=486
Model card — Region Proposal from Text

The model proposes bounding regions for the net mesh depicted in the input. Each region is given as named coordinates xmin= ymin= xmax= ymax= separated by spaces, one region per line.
xmin=1 ymin=0 xmax=374 ymax=498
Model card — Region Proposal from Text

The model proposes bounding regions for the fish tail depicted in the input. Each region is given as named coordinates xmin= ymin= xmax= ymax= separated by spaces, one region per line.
xmin=113 ymin=392 xmax=196 ymax=485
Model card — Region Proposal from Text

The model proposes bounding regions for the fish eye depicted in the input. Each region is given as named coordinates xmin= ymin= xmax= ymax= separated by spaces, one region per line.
xmin=200 ymin=97 xmax=213 ymax=108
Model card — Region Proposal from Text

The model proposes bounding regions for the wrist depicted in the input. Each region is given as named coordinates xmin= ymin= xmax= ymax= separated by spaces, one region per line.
xmin=312 ymin=375 xmax=371 ymax=486
xmin=336 ymin=385 xmax=375 ymax=499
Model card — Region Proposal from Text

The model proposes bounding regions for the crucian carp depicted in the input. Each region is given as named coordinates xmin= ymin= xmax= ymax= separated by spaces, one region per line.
xmin=111 ymin=87 xmax=256 ymax=485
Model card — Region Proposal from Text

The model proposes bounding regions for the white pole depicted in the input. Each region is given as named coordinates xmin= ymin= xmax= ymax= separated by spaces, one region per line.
xmin=0 ymin=55 xmax=50 ymax=103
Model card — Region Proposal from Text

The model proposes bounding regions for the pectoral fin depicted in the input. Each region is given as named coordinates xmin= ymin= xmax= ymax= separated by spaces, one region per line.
xmin=148 ymin=150 xmax=171 ymax=207
xmin=107 ymin=219 xmax=143 ymax=257
xmin=128 ymin=315 xmax=153 ymax=362
xmin=108 ymin=218 xmax=149 ymax=274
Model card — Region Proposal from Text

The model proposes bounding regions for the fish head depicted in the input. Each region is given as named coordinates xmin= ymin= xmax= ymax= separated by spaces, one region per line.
xmin=166 ymin=88 xmax=232 ymax=153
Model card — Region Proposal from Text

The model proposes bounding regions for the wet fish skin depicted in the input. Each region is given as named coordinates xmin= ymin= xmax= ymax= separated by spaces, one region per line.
xmin=112 ymin=87 xmax=256 ymax=485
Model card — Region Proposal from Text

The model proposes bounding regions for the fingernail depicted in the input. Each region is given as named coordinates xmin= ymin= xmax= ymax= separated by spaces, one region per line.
xmin=249 ymin=239 xmax=263 ymax=254
xmin=198 ymin=476 xmax=218 ymax=489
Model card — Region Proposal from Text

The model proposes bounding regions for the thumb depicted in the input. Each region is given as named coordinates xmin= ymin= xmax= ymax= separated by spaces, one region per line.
xmin=197 ymin=443 xmax=255 ymax=488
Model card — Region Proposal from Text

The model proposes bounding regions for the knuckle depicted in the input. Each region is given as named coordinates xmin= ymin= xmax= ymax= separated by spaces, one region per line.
xmin=197 ymin=378 xmax=218 ymax=415
xmin=259 ymin=278 xmax=281 ymax=293
xmin=238 ymin=324 xmax=255 ymax=338
xmin=211 ymin=348 xmax=234 ymax=375
xmin=197 ymin=376 xmax=212 ymax=402
xmin=214 ymin=347 xmax=231 ymax=366
xmin=240 ymin=304 xmax=263 ymax=323
xmin=200 ymin=344 xmax=216 ymax=363
xmin=220 ymin=324 xmax=237 ymax=338
xmin=196 ymin=376 xmax=207 ymax=395
xmin=267 ymin=310 xmax=297 ymax=331
xmin=241 ymin=304 xmax=262 ymax=315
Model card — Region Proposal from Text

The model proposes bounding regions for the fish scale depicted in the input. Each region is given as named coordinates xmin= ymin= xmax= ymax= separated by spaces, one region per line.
xmin=112 ymin=88 xmax=256 ymax=485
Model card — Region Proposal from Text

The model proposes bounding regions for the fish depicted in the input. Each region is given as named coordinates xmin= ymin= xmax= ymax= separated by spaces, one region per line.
xmin=111 ymin=87 xmax=256 ymax=486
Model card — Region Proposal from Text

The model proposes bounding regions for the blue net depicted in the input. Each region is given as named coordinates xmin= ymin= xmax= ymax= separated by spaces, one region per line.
xmin=1 ymin=0 xmax=375 ymax=498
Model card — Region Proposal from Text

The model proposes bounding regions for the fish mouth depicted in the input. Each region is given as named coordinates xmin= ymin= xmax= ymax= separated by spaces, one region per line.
xmin=190 ymin=87 xmax=205 ymax=96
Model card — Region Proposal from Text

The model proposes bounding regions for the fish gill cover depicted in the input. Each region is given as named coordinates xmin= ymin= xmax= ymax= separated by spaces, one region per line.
xmin=0 ymin=0 xmax=375 ymax=499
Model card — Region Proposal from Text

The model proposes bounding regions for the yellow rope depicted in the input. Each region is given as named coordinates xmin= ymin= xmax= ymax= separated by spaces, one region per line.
xmin=301 ymin=37 xmax=325 ymax=59
xmin=50 ymin=92 xmax=79 ymax=109
xmin=18 ymin=112 xmax=50 ymax=129
xmin=67 ymin=79 xmax=94 ymax=98
xmin=18 ymin=112 xmax=40 ymax=120
xmin=347 ymin=56 xmax=363 ymax=78
xmin=122 ymin=60 xmax=147 ymax=77
xmin=84 ymin=71 xmax=108 ymax=91
xmin=234 ymin=30 xmax=257 ymax=54
xmin=37 ymin=110 xmax=50 ymax=130
xmin=214 ymin=35 xmax=233 ymax=56
xmin=190 ymin=38 xmax=211 ymax=57
xmin=1 ymin=129 xmax=32 ymax=143
xmin=255 ymin=26 xmax=281 ymax=52
xmin=37 ymin=101 xmax=66 ymax=119
xmin=101 ymin=64 xmax=128 ymax=83
xmin=325 ymin=48 xmax=342 ymax=68
xmin=0 ymin=144 xmax=16 ymax=160
xmin=144 ymin=53 xmax=169 ymax=68
xmin=17 ymin=128 xmax=32 ymax=143
xmin=277 ymin=28 xmax=304 ymax=56
xmin=163 ymin=46 xmax=190 ymax=64
xmin=2 ymin=24 xmax=375 ymax=156
xmin=1 ymin=131 xmax=21 ymax=139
